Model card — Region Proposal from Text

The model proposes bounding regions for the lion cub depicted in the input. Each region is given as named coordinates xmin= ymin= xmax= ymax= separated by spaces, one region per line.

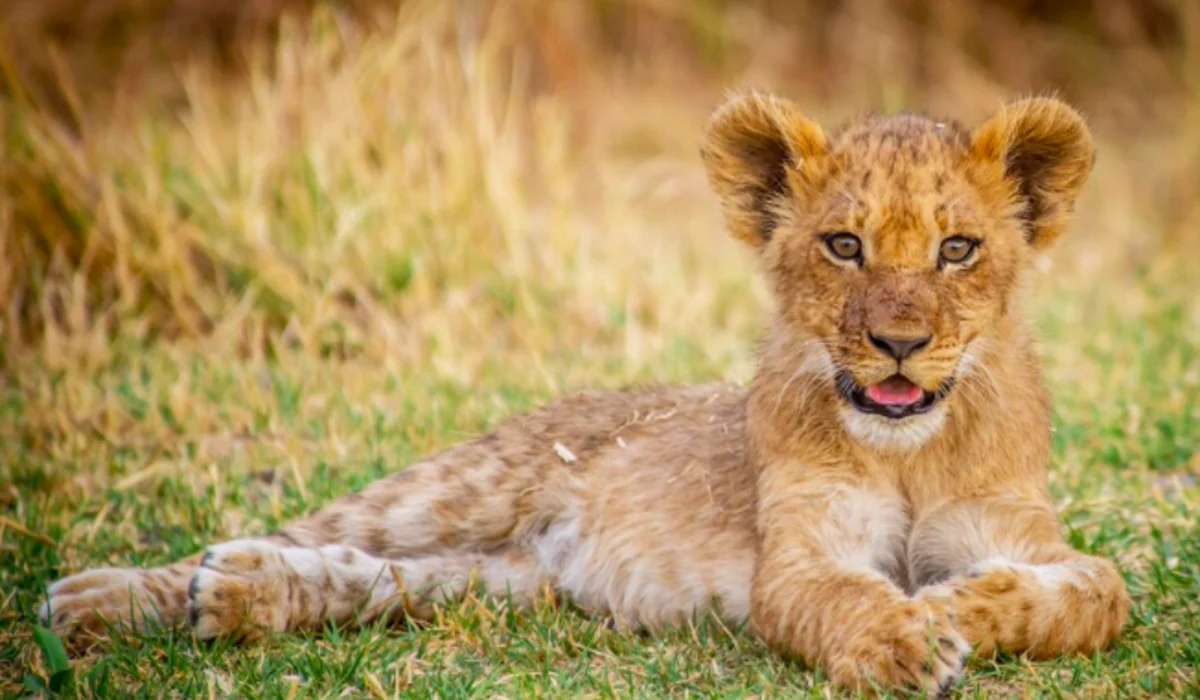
xmin=42 ymin=93 xmax=1129 ymax=694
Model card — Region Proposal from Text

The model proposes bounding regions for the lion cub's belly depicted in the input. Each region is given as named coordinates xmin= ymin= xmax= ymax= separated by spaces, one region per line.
xmin=533 ymin=509 xmax=755 ymax=629
xmin=520 ymin=387 xmax=759 ymax=629
xmin=530 ymin=454 xmax=757 ymax=630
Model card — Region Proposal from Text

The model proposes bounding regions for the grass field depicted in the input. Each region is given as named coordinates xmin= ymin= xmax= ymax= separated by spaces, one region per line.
xmin=2 ymin=1 xmax=1199 ymax=696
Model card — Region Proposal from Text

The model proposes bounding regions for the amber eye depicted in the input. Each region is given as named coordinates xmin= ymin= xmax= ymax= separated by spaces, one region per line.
xmin=939 ymin=236 xmax=979 ymax=266
xmin=824 ymin=233 xmax=863 ymax=262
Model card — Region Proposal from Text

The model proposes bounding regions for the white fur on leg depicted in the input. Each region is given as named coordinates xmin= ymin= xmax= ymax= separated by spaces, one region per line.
xmin=967 ymin=557 xmax=1093 ymax=591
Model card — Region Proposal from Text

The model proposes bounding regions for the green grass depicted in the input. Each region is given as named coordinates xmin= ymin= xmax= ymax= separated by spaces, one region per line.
xmin=2 ymin=285 xmax=1199 ymax=698
xmin=2 ymin=1 xmax=1199 ymax=696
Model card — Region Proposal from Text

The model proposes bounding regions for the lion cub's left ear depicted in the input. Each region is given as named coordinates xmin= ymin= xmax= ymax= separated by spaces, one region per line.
xmin=700 ymin=92 xmax=827 ymax=247
xmin=970 ymin=97 xmax=1096 ymax=250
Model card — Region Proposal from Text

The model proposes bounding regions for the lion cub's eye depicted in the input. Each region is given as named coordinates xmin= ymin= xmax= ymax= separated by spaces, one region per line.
xmin=824 ymin=233 xmax=863 ymax=263
xmin=939 ymin=236 xmax=979 ymax=266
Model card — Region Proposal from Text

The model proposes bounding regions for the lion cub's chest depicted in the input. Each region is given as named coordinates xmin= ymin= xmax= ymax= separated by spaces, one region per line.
xmin=809 ymin=487 xmax=913 ymax=588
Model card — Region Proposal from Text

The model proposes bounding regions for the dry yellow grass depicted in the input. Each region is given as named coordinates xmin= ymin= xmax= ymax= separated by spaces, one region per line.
xmin=1 ymin=0 xmax=1198 ymax=695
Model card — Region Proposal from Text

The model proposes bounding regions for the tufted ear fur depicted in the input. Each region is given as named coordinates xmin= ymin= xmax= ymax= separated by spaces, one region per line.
xmin=700 ymin=92 xmax=827 ymax=247
xmin=970 ymin=97 xmax=1095 ymax=250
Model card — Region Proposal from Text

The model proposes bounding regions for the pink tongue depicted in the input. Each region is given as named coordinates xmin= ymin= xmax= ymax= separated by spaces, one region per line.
xmin=867 ymin=377 xmax=923 ymax=406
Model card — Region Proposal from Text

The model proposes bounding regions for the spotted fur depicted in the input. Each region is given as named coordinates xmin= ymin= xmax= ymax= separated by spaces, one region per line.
xmin=41 ymin=92 xmax=1128 ymax=695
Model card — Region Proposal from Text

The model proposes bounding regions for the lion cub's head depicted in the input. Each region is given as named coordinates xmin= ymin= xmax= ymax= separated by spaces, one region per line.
xmin=701 ymin=93 xmax=1094 ymax=450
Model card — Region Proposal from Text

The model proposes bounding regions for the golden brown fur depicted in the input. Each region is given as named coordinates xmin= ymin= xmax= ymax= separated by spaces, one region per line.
xmin=41 ymin=92 xmax=1129 ymax=695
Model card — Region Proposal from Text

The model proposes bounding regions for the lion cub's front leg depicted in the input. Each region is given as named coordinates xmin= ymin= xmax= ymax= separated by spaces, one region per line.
xmin=752 ymin=473 xmax=970 ymax=695
xmin=910 ymin=496 xmax=1130 ymax=658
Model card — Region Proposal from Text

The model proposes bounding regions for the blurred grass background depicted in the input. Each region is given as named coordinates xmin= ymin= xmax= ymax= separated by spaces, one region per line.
xmin=1 ymin=0 xmax=1198 ymax=696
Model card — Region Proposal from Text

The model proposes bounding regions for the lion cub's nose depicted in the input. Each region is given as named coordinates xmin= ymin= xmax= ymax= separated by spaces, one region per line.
xmin=868 ymin=333 xmax=932 ymax=361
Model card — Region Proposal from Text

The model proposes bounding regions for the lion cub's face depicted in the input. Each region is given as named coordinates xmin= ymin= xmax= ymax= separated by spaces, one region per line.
xmin=701 ymin=94 xmax=1094 ymax=450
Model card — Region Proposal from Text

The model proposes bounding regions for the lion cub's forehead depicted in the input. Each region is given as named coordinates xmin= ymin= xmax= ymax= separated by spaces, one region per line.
xmin=827 ymin=114 xmax=972 ymax=192
xmin=818 ymin=114 xmax=980 ymax=262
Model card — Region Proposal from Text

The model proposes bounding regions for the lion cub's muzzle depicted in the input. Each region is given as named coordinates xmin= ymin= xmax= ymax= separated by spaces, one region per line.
xmin=835 ymin=370 xmax=956 ymax=420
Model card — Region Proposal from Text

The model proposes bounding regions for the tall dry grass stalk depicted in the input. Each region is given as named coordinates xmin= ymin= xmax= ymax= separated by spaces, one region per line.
xmin=1 ymin=2 xmax=768 ymax=385
xmin=0 ymin=0 xmax=1196 ymax=384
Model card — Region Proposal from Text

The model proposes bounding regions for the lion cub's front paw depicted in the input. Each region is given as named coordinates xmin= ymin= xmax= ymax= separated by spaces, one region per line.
xmin=188 ymin=540 xmax=292 ymax=640
xmin=825 ymin=599 xmax=970 ymax=697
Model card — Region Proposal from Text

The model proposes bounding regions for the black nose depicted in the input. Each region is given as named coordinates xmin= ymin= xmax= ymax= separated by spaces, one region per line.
xmin=868 ymin=333 xmax=932 ymax=361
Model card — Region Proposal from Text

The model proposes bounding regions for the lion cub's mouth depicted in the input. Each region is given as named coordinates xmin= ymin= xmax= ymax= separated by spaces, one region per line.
xmin=836 ymin=371 xmax=954 ymax=419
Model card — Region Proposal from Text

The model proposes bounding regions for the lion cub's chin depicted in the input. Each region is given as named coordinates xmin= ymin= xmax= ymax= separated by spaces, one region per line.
xmin=838 ymin=402 xmax=949 ymax=452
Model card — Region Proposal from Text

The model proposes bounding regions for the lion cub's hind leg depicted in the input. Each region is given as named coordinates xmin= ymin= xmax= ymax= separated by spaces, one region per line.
xmin=187 ymin=540 xmax=548 ymax=640
xmin=39 ymin=560 xmax=200 ymax=638
xmin=41 ymin=432 xmax=549 ymax=639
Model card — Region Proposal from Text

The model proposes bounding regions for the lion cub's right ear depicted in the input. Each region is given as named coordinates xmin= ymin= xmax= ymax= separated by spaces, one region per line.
xmin=700 ymin=92 xmax=827 ymax=246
